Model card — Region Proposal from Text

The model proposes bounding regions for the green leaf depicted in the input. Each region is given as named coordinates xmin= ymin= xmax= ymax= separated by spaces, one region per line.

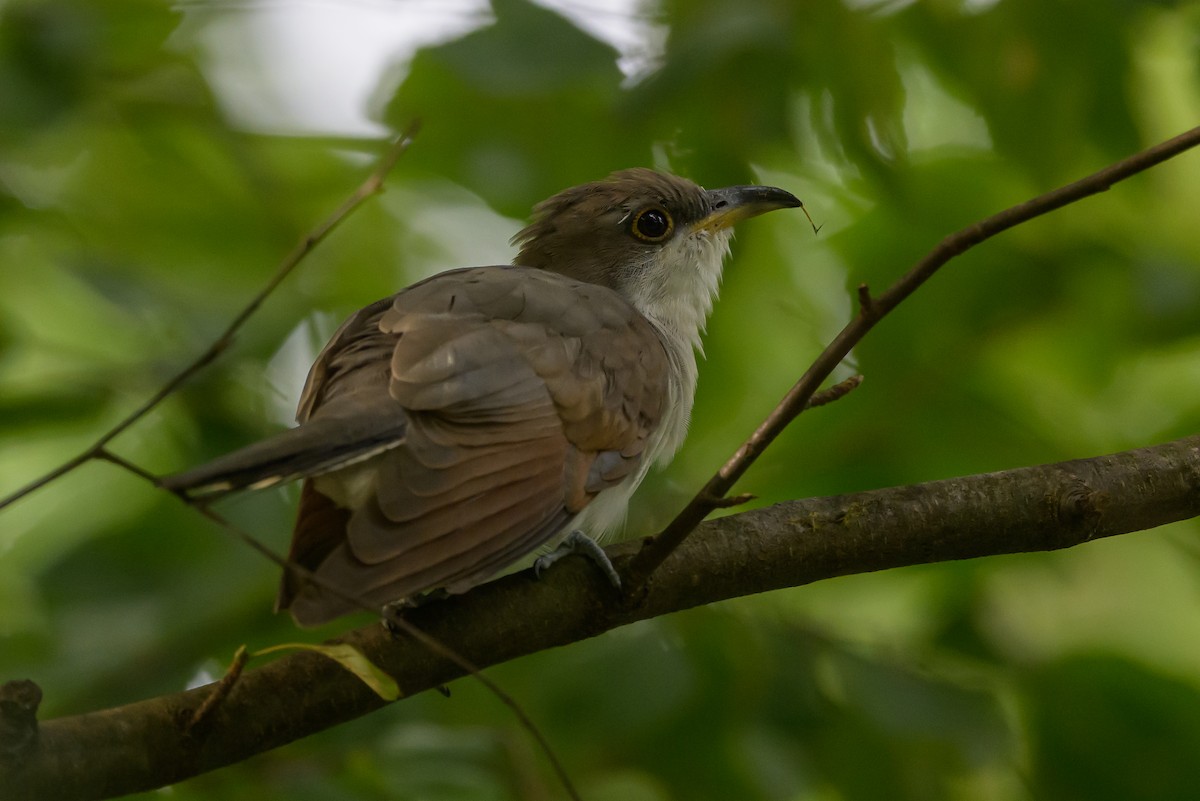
xmin=255 ymin=642 xmax=401 ymax=701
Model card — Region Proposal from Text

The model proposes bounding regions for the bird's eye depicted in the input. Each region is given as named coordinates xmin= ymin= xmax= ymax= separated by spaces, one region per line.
xmin=631 ymin=206 xmax=673 ymax=242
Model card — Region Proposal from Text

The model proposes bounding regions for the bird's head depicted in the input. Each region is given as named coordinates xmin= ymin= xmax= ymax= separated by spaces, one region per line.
xmin=511 ymin=168 xmax=803 ymax=344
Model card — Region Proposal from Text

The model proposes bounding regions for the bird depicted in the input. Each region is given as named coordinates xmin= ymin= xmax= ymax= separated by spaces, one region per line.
xmin=163 ymin=168 xmax=803 ymax=626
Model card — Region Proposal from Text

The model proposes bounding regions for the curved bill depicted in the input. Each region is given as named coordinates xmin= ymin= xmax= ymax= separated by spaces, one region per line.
xmin=695 ymin=184 xmax=804 ymax=232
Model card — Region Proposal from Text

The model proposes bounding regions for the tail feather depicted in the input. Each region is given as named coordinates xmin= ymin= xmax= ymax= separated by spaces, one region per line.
xmin=162 ymin=415 xmax=407 ymax=499
xmin=275 ymin=481 xmax=351 ymax=613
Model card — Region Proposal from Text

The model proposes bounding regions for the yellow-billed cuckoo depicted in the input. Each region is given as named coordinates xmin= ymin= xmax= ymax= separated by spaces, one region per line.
xmin=165 ymin=169 xmax=802 ymax=625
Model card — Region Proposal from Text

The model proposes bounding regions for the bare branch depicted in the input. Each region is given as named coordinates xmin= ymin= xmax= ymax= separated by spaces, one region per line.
xmin=624 ymin=124 xmax=1200 ymax=591
xmin=6 ymin=435 xmax=1198 ymax=800
xmin=0 ymin=125 xmax=421 ymax=513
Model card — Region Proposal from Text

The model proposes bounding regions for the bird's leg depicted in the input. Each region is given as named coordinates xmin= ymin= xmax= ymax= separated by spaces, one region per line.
xmin=533 ymin=529 xmax=622 ymax=589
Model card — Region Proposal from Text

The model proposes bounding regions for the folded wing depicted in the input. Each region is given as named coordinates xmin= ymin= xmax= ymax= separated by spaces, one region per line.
xmin=175 ymin=267 xmax=669 ymax=626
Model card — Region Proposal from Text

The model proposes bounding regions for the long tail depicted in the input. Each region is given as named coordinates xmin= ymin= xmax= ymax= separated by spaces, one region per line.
xmin=161 ymin=415 xmax=407 ymax=499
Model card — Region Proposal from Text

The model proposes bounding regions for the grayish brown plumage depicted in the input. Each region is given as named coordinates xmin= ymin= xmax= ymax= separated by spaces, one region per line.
xmin=164 ymin=168 xmax=801 ymax=625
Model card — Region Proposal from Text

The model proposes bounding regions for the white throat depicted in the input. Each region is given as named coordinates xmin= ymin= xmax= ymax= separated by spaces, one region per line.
xmin=624 ymin=227 xmax=733 ymax=461
xmin=626 ymin=228 xmax=733 ymax=355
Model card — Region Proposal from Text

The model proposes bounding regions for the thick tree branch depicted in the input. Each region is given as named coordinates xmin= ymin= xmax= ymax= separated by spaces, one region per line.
xmin=5 ymin=435 xmax=1198 ymax=800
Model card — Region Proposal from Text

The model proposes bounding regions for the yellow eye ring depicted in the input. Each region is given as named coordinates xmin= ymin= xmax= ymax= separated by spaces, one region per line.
xmin=630 ymin=206 xmax=674 ymax=242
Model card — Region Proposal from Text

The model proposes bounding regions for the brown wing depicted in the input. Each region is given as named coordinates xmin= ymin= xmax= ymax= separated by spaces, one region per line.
xmin=281 ymin=266 xmax=670 ymax=625
xmin=161 ymin=298 xmax=407 ymax=498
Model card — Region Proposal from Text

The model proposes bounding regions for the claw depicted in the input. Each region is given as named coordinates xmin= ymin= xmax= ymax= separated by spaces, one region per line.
xmin=533 ymin=530 xmax=622 ymax=589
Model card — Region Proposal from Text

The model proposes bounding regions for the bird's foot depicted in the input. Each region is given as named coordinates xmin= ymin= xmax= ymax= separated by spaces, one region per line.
xmin=533 ymin=530 xmax=621 ymax=589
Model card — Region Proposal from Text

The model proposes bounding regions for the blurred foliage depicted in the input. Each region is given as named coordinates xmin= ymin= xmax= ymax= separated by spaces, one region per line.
xmin=2 ymin=0 xmax=1200 ymax=799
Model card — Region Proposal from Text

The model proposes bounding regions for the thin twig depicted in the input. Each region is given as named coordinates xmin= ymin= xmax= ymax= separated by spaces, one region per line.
xmin=805 ymin=374 xmax=863 ymax=410
xmin=624 ymin=124 xmax=1200 ymax=592
xmin=0 ymin=124 xmax=421 ymax=513
xmin=699 ymin=492 xmax=757 ymax=510
xmin=193 ymin=504 xmax=581 ymax=801
xmin=381 ymin=615 xmax=582 ymax=801
xmin=95 ymin=449 xmax=161 ymax=485
xmin=186 ymin=646 xmax=249 ymax=736
xmin=856 ymin=284 xmax=874 ymax=315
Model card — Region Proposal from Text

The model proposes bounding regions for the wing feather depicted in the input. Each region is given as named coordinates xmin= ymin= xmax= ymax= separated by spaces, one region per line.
xmin=282 ymin=266 xmax=671 ymax=625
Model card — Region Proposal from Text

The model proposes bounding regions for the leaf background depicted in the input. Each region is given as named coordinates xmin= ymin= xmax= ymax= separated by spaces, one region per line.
xmin=2 ymin=0 xmax=1200 ymax=798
